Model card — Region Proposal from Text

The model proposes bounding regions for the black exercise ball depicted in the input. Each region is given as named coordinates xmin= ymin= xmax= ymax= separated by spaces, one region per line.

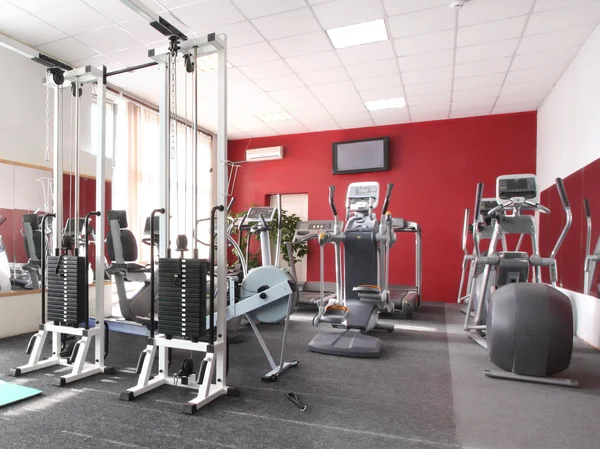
xmin=487 ymin=283 xmax=573 ymax=377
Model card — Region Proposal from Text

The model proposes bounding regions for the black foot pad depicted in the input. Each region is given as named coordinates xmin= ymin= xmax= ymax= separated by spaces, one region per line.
xmin=53 ymin=377 xmax=67 ymax=387
xmin=119 ymin=391 xmax=134 ymax=402
xmin=227 ymin=387 xmax=240 ymax=397
xmin=104 ymin=366 xmax=116 ymax=375
xmin=183 ymin=403 xmax=197 ymax=415
xmin=9 ymin=368 xmax=21 ymax=377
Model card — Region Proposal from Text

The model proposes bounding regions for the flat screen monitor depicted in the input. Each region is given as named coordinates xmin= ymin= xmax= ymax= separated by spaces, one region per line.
xmin=332 ymin=137 xmax=390 ymax=175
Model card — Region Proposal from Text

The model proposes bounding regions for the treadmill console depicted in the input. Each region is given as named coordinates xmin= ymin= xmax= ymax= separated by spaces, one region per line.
xmin=293 ymin=220 xmax=338 ymax=241
xmin=245 ymin=207 xmax=276 ymax=223
xmin=496 ymin=174 xmax=538 ymax=205
xmin=346 ymin=182 xmax=380 ymax=211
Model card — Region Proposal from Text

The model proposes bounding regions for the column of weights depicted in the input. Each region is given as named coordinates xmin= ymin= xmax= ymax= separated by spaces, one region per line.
xmin=158 ymin=258 xmax=208 ymax=342
xmin=47 ymin=255 xmax=87 ymax=326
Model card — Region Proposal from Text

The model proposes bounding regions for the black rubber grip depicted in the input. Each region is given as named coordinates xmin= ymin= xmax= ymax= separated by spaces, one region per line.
xmin=473 ymin=183 xmax=484 ymax=219
xmin=382 ymin=183 xmax=394 ymax=215
xmin=555 ymin=178 xmax=570 ymax=209
xmin=584 ymin=198 xmax=591 ymax=218
xmin=329 ymin=186 xmax=337 ymax=217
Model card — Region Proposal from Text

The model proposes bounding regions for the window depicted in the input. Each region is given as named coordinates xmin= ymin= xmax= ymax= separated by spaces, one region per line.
xmin=90 ymin=100 xmax=117 ymax=159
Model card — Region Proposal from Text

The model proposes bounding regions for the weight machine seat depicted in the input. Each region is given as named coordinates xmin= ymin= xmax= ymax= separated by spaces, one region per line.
xmin=107 ymin=229 xmax=139 ymax=263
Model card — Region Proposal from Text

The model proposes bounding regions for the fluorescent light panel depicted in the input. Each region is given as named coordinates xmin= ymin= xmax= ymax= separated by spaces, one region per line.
xmin=365 ymin=97 xmax=406 ymax=111
xmin=193 ymin=53 xmax=232 ymax=73
xmin=326 ymin=19 xmax=388 ymax=49
xmin=258 ymin=112 xmax=293 ymax=122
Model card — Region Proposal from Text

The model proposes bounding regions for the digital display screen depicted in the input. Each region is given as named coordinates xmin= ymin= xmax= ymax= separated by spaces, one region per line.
xmin=333 ymin=137 xmax=390 ymax=174
xmin=245 ymin=207 xmax=275 ymax=222
xmin=354 ymin=185 xmax=377 ymax=195
xmin=499 ymin=178 xmax=537 ymax=200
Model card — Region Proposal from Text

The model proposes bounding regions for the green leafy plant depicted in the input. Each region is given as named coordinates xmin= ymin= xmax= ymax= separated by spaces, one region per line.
xmin=230 ymin=207 xmax=308 ymax=270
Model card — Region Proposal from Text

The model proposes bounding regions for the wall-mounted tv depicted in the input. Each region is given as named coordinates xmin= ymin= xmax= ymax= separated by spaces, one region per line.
xmin=332 ymin=137 xmax=390 ymax=175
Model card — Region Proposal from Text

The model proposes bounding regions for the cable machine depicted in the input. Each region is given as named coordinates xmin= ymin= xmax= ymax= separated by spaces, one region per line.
xmin=9 ymin=65 xmax=113 ymax=385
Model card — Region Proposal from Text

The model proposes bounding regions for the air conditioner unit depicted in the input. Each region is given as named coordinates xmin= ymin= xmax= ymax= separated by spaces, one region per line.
xmin=245 ymin=146 xmax=284 ymax=162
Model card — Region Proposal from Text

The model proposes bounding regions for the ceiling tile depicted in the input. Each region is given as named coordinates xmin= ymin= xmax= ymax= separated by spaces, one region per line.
xmin=279 ymin=96 xmax=323 ymax=111
xmin=266 ymin=119 xmax=307 ymax=134
xmin=236 ymin=123 xmax=278 ymax=137
xmin=0 ymin=0 xmax=29 ymax=25
xmin=353 ymin=74 xmax=403 ymax=92
xmin=518 ymin=26 xmax=595 ymax=54
xmin=410 ymin=103 xmax=450 ymax=114
xmin=233 ymin=92 xmax=283 ymax=114
xmin=511 ymin=46 xmax=579 ymax=71
xmin=0 ymin=15 xmax=66 ymax=46
xmin=312 ymin=0 xmax=384 ymax=29
xmin=394 ymin=30 xmax=454 ymax=56
xmin=402 ymin=66 xmax=453 ymax=85
xmin=526 ymin=2 xmax=600 ymax=35
xmin=228 ymin=81 xmax=265 ymax=97
xmin=374 ymin=116 xmax=411 ymax=126
xmin=411 ymin=111 xmax=449 ymax=122
xmin=107 ymin=44 xmax=151 ymax=67
xmin=77 ymin=24 xmax=144 ymax=53
xmin=269 ymin=87 xmax=314 ymax=101
xmin=70 ymin=54 xmax=124 ymax=72
xmin=298 ymin=67 xmax=349 ymax=86
xmin=227 ymin=68 xmax=249 ymax=84
xmin=336 ymin=119 xmax=374 ymax=129
xmin=38 ymin=1 xmax=112 ymax=36
xmin=450 ymin=107 xmax=491 ymax=118
xmin=383 ymin=0 xmax=448 ymax=16
xmin=492 ymin=103 xmax=539 ymax=114
xmin=285 ymin=51 xmax=341 ymax=72
xmin=458 ymin=16 xmax=527 ymax=47
xmin=228 ymin=42 xmax=279 ymax=66
xmin=369 ymin=108 xmax=409 ymax=119
xmin=388 ymin=6 xmax=455 ymax=38
xmin=451 ymin=98 xmax=496 ymax=111
xmin=170 ymin=0 xmax=244 ymax=32
xmin=307 ymin=123 xmax=341 ymax=132
xmin=398 ymin=49 xmax=454 ymax=72
xmin=310 ymin=80 xmax=356 ymax=97
xmin=360 ymin=86 xmax=405 ymax=102
xmin=496 ymin=92 xmax=548 ymax=106
xmin=404 ymin=80 xmax=452 ymax=96
xmin=330 ymin=110 xmax=371 ymax=121
xmin=452 ymin=86 xmax=501 ymax=101
xmin=216 ymin=21 xmax=264 ymax=48
xmin=238 ymin=59 xmax=293 ymax=80
xmin=453 ymin=73 xmax=506 ymax=90
xmin=232 ymin=0 xmax=306 ymax=19
xmin=504 ymin=65 xmax=566 ymax=84
xmin=299 ymin=116 xmax=338 ymax=128
xmin=254 ymin=74 xmax=305 ymax=91
xmin=459 ymin=0 xmax=534 ymax=26
xmin=118 ymin=18 xmax=166 ymax=44
xmin=346 ymin=58 xmax=398 ymax=80
xmin=7 ymin=0 xmax=70 ymax=13
xmin=290 ymin=107 xmax=332 ymax=120
xmin=38 ymin=37 xmax=99 ymax=62
xmin=252 ymin=8 xmax=320 ymax=40
xmin=270 ymin=31 xmax=333 ymax=58
xmin=337 ymin=40 xmax=395 ymax=65
xmin=500 ymin=80 xmax=553 ymax=96
xmin=534 ymin=0 xmax=598 ymax=12
xmin=455 ymin=39 xmax=519 ymax=65
xmin=82 ymin=0 xmax=140 ymax=22
xmin=319 ymin=92 xmax=364 ymax=107
xmin=454 ymin=57 xmax=511 ymax=78
xmin=408 ymin=92 xmax=451 ymax=106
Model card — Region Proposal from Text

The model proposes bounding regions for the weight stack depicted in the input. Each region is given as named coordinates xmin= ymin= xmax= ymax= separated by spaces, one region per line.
xmin=158 ymin=258 xmax=208 ymax=341
xmin=46 ymin=255 xmax=87 ymax=327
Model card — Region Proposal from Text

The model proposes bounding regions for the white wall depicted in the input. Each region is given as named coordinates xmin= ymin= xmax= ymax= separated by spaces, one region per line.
xmin=0 ymin=44 xmax=112 ymax=179
xmin=537 ymin=24 xmax=600 ymax=191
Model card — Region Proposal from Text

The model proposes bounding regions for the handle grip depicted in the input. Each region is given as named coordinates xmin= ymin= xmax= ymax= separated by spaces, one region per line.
xmin=473 ymin=183 xmax=484 ymax=219
xmin=555 ymin=177 xmax=570 ymax=209
xmin=382 ymin=183 xmax=394 ymax=215
xmin=329 ymin=186 xmax=337 ymax=217
xmin=584 ymin=198 xmax=591 ymax=218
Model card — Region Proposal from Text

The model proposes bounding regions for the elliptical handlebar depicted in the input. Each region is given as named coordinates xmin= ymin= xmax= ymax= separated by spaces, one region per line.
xmin=329 ymin=186 xmax=337 ymax=218
xmin=550 ymin=177 xmax=572 ymax=260
xmin=381 ymin=183 xmax=394 ymax=215
xmin=472 ymin=183 xmax=484 ymax=257
xmin=555 ymin=177 xmax=570 ymax=210
xmin=584 ymin=198 xmax=591 ymax=218
xmin=461 ymin=208 xmax=470 ymax=254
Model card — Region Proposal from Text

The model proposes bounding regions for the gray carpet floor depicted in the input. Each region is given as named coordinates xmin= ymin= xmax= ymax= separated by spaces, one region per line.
xmin=0 ymin=303 xmax=598 ymax=449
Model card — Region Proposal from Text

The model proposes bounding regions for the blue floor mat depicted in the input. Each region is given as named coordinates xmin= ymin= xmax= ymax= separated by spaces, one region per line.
xmin=0 ymin=380 xmax=42 ymax=408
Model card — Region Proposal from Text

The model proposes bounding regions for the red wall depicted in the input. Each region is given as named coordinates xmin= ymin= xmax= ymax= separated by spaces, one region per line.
xmin=540 ymin=157 xmax=600 ymax=295
xmin=0 ymin=174 xmax=111 ymax=264
xmin=228 ymin=112 xmax=537 ymax=302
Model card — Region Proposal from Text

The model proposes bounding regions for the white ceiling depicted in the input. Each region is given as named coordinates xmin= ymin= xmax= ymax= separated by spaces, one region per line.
xmin=1 ymin=0 xmax=600 ymax=139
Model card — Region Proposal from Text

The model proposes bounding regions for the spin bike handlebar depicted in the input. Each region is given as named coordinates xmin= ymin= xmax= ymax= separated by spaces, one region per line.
xmin=381 ymin=183 xmax=394 ymax=215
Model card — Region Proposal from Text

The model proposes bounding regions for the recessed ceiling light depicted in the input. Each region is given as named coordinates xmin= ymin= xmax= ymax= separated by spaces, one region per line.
xmin=365 ymin=97 xmax=406 ymax=111
xmin=326 ymin=19 xmax=388 ymax=50
xmin=258 ymin=112 xmax=293 ymax=122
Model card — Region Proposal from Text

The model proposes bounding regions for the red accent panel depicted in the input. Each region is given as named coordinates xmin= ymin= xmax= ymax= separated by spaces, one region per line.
xmin=228 ymin=112 xmax=537 ymax=302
